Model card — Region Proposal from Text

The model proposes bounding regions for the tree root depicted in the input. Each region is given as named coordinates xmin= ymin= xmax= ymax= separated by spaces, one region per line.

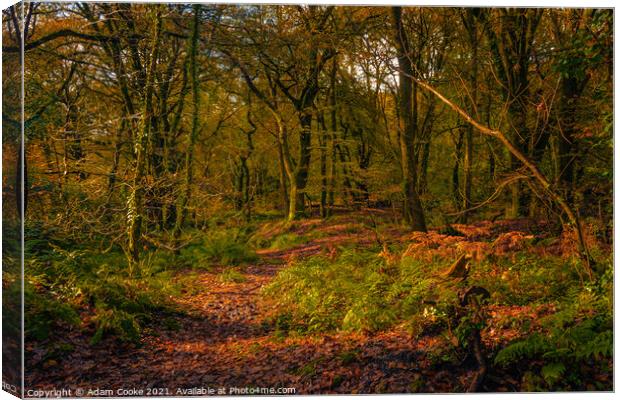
xmin=467 ymin=329 xmax=487 ymax=392
xmin=458 ymin=286 xmax=490 ymax=392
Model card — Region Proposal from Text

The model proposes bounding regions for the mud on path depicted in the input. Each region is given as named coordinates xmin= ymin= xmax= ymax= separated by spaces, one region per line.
xmin=25 ymin=217 xmax=553 ymax=395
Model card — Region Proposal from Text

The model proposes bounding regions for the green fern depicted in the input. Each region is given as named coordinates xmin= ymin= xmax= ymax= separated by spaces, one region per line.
xmin=91 ymin=308 xmax=141 ymax=345
xmin=576 ymin=330 xmax=612 ymax=359
xmin=494 ymin=317 xmax=611 ymax=390
xmin=494 ymin=285 xmax=611 ymax=392
xmin=541 ymin=363 xmax=565 ymax=386
xmin=495 ymin=334 xmax=549 ymax=366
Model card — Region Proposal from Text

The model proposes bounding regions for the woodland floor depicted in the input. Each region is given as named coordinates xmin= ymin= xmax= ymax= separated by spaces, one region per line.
xmin=24 ymin=212 xmax=610 ymax=394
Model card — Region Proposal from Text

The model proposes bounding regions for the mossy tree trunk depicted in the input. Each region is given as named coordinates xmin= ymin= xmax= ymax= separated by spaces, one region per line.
xmin=173 ymin=4 xmax=202 ymax=238
xmin=127 ymin=6 xmax=163 ymax=266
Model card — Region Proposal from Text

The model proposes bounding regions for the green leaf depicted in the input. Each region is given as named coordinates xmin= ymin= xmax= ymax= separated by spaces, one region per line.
xmin=541 ymin=363 xmax=565 ymax=386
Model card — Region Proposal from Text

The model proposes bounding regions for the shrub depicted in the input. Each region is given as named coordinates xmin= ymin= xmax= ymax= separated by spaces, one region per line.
xmin=494 ymin=263 xmax=612 ymax=390
xmin=179 ymin=228 xmax=257 ymax=267
xmin=23 ymin=222 xmax=261 ymax=344
xmin=263 ymin=245 xmax=609 ymax=349
xmin=473 ymin=252 xmax=581 ymax=305
xmin=25 ymin=244 xmax=183 ymax=344
xmin=90 ymin=308 xmax=141 ymax=345
xmin=263 ymin=248 xmax=453 ymax=334
xmin=24 ymin=282 xmax=81 ymax=341
xmin=266 ymin=233 xmax=306 ymax=250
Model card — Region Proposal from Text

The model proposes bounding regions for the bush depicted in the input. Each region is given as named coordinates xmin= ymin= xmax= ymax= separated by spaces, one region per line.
xmin=263 ymin=248 xmax=453 ymax=334
xmin=90 ymin=308 xmax=141 ymax=345
xmin=25 ymin=243 xmax=183 ymax=344
xmin=473 ymin=252 xmax=582 ymax=305
xmin=23 ymin=222 xmax=261 ymax=344
xmin=493 ymin=263 xmax=612 ymax=390
xmin=179 ymin=228 xmax=257 ymax=267
xmin=262 ymin=245 xmax=609 ymax=347
xmin=24 ymin=282 xmax=81 ymax=341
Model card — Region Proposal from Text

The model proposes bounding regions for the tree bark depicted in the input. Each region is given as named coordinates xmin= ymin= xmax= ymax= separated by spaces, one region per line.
xmin=127 ymin=6 xmax=163 ymax=267
xmin=460 ymin=9 xmax=480 ymax=223
xmin=294 ymin=112 xmax=313 ymax=217
xmin=452 ymin=131 xmax=464 ymax=209
xmin=327 ymin=57 xmax=338 ymax=216
xmin=482 ymin=9 xmax=542 ymax=218
xmin=317 ymin=111 xmax=329 ymax=218
xmin=276 ymin=137 xmax=289 ymax=213
xmin=391 ymin=6 xmax=427 ymax=232
xmin=173 ymin=4 xmax=201 ymax=237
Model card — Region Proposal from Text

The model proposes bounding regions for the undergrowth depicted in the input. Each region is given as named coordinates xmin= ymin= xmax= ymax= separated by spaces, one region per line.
xmin=263 ymin=247 xmax=457 ymax=333
xmin=250 ymin=220 xmax=334 ymax=250
xmin=22 ymin=214 xmax=612 ymax=391
xmin=25 ymin=243 xmax=184 ymax=344
xmin=24 ymin=224 xmax=202 ymax=345
xmin=263 ymin=246 xmax=613 ymax=390
xmin=178 ymin=227 xmax=257 ymax=267
xmin=493 ymin=261 xmax=612 ymax=390
xmin=24 ymin=221 xmax=259 ymax=345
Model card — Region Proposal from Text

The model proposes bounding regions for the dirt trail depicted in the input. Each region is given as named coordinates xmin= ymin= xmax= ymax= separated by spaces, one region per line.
xmin=25 ymin=213 xmax=614 ymax=394
xmin=27 ymin=219 xmax=530 ymax=394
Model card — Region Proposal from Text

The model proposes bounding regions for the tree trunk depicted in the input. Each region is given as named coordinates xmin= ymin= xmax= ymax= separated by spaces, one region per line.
xmin=293 ymin=111 xmax=313 ymax=217
xmin=453 ymin=131 xmax=464 ymax=209
xmin=173 ymin=4 xmax=201 ymax=237
xmin=482 ymin=9 xmax=542 ymax=218
xmin=127 ymin=6 xmax=163 ymax=267
xmin=460 ymin=8 xmax=480 ymax=223
xmin=107 ymin=118 xmax=126 ymax=196
xmin=241 ymin=157 xmax=251 ymax=221
xmin=327 ymin=58 xmax=338 ymax=215
xmin=336 ymin=124 xmax=355 ymax=206
xmin=557 ymin=76 xmax=586 ymax=205
xmin=418 ymin=140 xmax=430 ymax=196
xmin=507 ymin=99 xmax=530 ymax=218
xmin=318 ymin=112 xmax=328 ymax=218
xmin=485 ymin=97 xmax=496 ymax=181
xmin=391 ymin=6 xmax=427 ymax=232
xmin=272 ymin=114 xmax=297 ymax=222
xmin=276 ymin=138 xmax=289 ymax=213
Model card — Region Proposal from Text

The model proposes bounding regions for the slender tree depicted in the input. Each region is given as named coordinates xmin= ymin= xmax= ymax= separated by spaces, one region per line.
xmin=390 ymin=6 xmax=427 ymax=231
xmin=174 ymin=4 xmax=202 ymax=237
xmin=127 ymin=6 xmax=164 ymax=267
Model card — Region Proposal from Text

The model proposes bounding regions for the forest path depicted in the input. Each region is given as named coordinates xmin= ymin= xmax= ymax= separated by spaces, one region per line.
xmin=129 ymin=227 xmax=448 ymax=394
xmin=27 ymin=216 xmax=522 ymax=394
xmin=25 ymin=215 xmax=612 ymax=394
